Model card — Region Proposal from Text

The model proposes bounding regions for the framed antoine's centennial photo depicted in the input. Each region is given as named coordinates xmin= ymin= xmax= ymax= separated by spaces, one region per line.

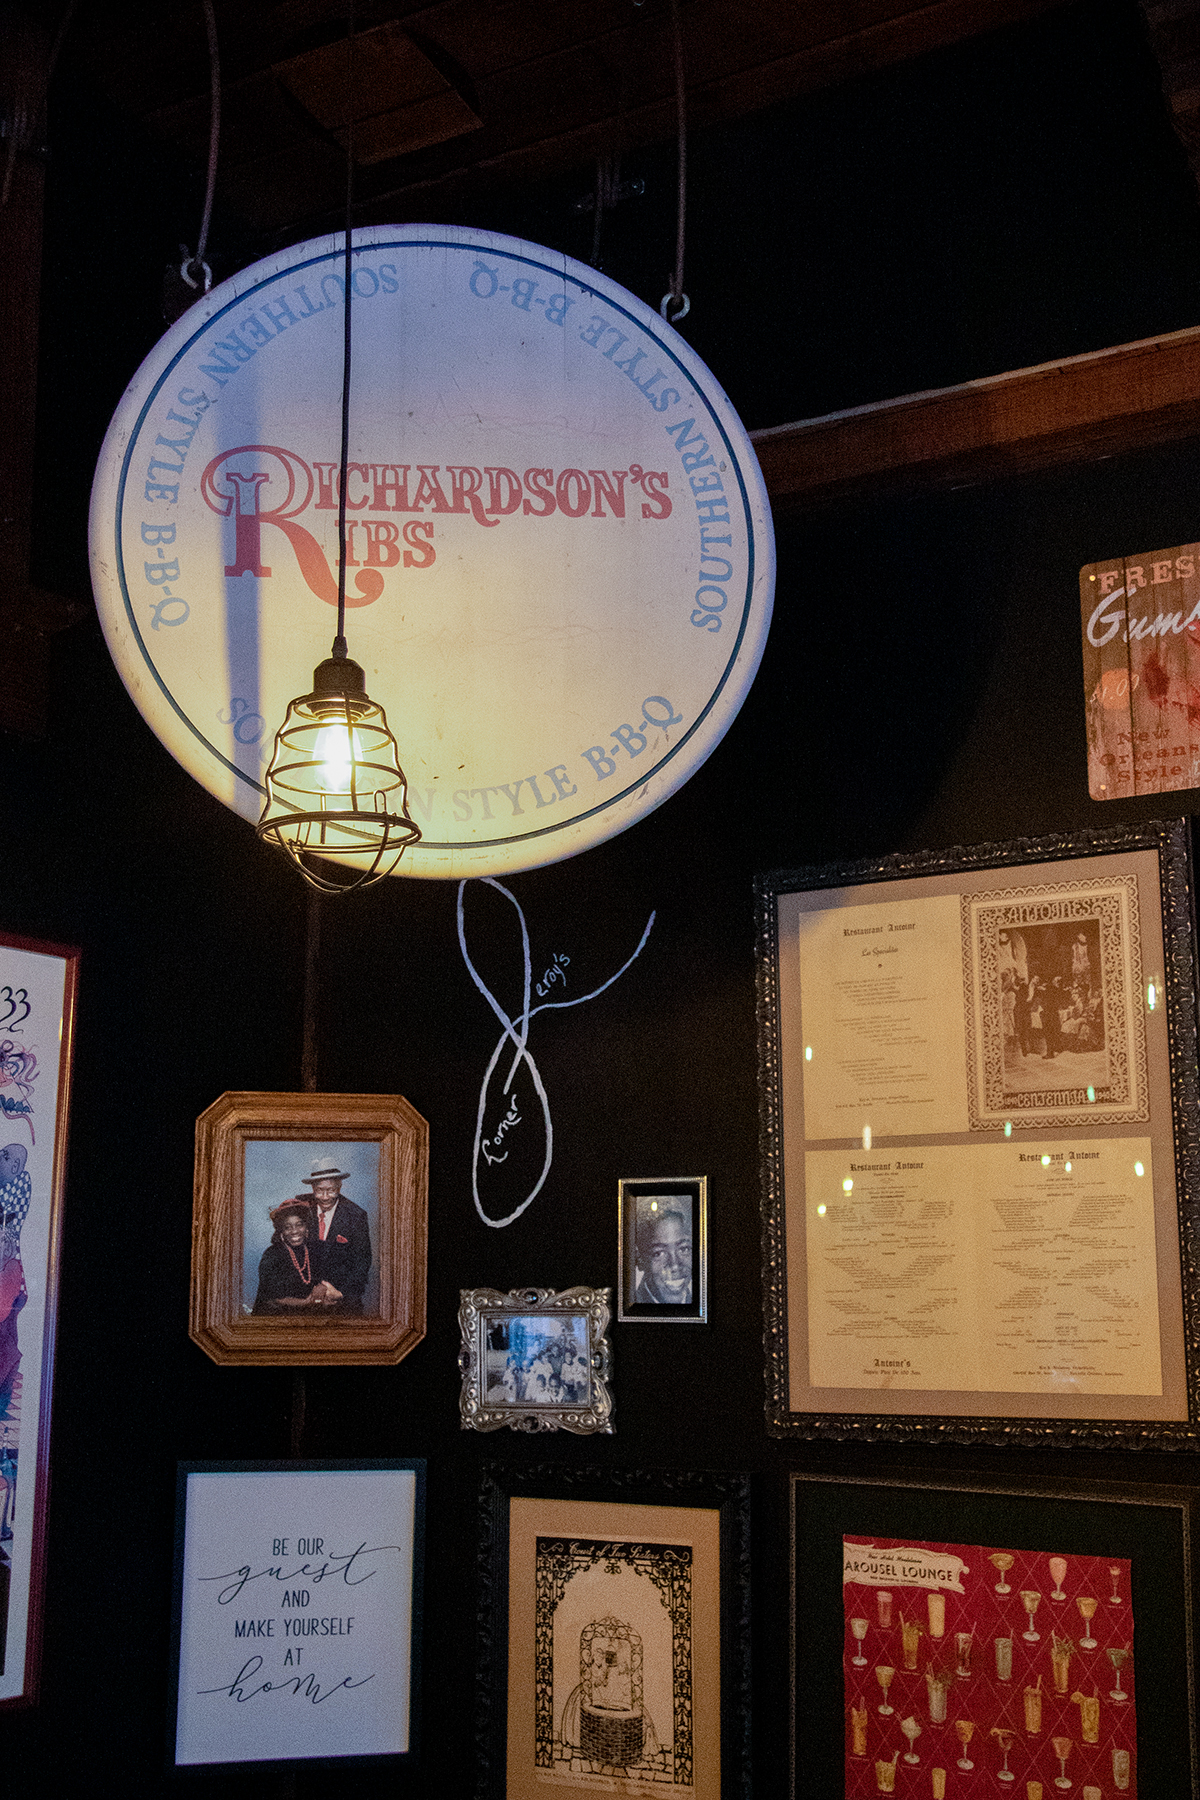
xmin=617 ymin=1177 xmax=708 ymax=1323
xmin=791 ymin=1469 xmax=1198 ymax=1799
xmin=169 ymin=1459 xmax=425 ymax=1770
xmin=190 ymin=1091 xmax=428 ymax=1366
xmin=0 ymin=930 xmax=78 ymax=1708
xmin=459 ymin=1287 xmax=613 ymax=1434
xmin=477 ymin=1464 xmax=751 ymax=1800
xmin=757 ymin=820 xmax=1200 ymax=1446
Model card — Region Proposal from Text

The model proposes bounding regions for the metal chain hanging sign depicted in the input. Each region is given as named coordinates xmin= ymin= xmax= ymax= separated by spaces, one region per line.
xmin=90 ymin=226 xmax=774 ymax=878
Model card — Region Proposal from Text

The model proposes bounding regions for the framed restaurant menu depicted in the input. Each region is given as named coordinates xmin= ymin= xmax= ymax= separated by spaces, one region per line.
xmin=756 ymin=821 xmax=1200 ymax=1446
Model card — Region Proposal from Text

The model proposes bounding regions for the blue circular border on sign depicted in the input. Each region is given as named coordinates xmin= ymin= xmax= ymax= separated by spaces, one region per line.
xmin=112 ymin=235 xmax=761 ymax=848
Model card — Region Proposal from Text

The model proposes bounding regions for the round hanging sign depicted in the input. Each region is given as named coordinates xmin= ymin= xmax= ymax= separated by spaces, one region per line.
xmin=90 ymin=225 xmax=774 ymax=877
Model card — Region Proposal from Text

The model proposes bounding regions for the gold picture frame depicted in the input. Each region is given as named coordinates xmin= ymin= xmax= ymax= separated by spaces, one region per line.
xmin=190 ymin=1090 xmax=427 ymax=1366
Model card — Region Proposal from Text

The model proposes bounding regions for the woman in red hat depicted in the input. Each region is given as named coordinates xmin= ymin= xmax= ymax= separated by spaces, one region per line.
xmin=252 ymin=1198 xmax=334 ymax=1314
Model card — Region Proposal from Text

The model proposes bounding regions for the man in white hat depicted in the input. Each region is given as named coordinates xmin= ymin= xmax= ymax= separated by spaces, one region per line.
xmin=302 ymin=1156 xmax=371 ymax=1315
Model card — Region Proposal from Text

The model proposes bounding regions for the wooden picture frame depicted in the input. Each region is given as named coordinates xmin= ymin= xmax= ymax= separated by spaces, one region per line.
xmin=617 ymin=1176 xmax=708 ymax=1323
xmin=757 ymin=819 xmax=1200 ymax=1446
xmin=791 ymin=1468 xmax=1198 ymax=1798
xmin=190 ymin=1091 xmax=428 ymax=1366
xmin=168 ymin=1458 xmax=425 ymax=1769
xmin=477 ymin=1464 xmax=752 ymax=1800
xmin=458 ymin=1286 xmax=613 ymax=1433
xmin=0 ymin=929 xmax=79 ymax=1708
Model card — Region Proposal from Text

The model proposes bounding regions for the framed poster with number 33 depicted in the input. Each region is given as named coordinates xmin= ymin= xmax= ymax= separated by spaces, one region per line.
xmin=0 ymin=929 xmax=79 ymax=1707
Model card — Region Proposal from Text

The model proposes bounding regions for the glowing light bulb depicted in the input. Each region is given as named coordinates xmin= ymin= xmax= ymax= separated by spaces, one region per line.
xmin=1134 ymin=1161 xmax=1144 ymax=1178
xmin=1041 ymin=1154 xmax=1051 ymax=1167
xmin=843 ymin=1178 xmax=854 ymax=1193
xmin=817 ymin=1203 xmax=827 ymax=1216
xmin=313 ymin=721 xmax=362 ymax=793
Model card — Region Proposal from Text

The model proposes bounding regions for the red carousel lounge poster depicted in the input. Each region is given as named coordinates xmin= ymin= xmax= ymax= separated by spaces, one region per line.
xmin=844 ymin=1537 xmax=1135 ymax=1797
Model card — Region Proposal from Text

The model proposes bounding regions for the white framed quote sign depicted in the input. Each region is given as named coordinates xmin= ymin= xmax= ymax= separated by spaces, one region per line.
xmin=169 ymin=1460 xmax=424 ymax=1769
xmin=90 ymin=226 xmax=775 ymax=878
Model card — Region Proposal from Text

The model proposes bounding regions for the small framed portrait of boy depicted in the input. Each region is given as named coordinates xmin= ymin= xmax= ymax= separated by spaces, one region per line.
xmin=618 ymin=1177 xmax=707 ymax=1323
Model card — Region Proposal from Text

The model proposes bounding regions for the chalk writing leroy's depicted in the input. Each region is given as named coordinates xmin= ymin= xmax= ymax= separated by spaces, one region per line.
xmin=92 ymin=224 xmax=773 ymax=879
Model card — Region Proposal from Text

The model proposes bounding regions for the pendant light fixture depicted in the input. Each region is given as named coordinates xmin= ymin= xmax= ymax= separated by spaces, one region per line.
xmin=256 ymin=18 xmax=420 ymax=894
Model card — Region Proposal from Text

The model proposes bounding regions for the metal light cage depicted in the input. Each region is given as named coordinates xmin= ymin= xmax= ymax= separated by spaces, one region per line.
xmin=257 ymin=655 xmax=421 ymax=893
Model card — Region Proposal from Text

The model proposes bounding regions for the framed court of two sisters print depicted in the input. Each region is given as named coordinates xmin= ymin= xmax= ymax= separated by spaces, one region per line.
xmin=190 ymin=1091 xmax=428 ymax=1367
xmin=757 ymin=819 xmax=1200 ymax=1447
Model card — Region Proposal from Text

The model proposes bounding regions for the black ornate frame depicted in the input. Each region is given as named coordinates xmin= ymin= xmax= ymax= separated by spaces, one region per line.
xmin=757 ymin=818 xmax=1200 ymax=1448
xmin=476 ymin=1465 xmax=752 ymax=1800
xmin=791 ymin=1468 xmax=1199 ymax=1799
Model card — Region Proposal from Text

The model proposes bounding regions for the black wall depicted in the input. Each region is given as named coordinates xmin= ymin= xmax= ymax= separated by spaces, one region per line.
xmin=7 ymin=1 xmax=1200 ymax=1791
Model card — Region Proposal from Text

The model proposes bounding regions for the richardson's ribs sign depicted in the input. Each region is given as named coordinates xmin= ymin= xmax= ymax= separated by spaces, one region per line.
xmin=89 ymin=226 xmax=774 ymax=877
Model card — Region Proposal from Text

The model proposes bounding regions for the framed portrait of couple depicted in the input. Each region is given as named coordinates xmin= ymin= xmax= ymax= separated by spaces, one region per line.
xmin=617 ymin=1177 xmax=708 ymax=1323
xmin=190 ymin=1091 xmax=428 ymax=1366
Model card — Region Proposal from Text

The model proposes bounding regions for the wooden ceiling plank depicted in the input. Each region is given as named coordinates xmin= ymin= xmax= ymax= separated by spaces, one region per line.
xmin=750 ymin=326 xmax=1200 ymax=511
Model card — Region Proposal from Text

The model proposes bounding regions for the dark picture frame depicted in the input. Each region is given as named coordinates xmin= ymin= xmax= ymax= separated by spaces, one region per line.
xmin=617 ymin=1176 xmax=708 ymax=1323
xmin=168 ymin=1458 xmax=425 ymax=1771
xmin=477 ymin=1464 xmax=751 ymax=1800
xmin=757 ymin=819 xmax=1200 ymax=1446
xmin=0 ymin=929 xmax=79 ymax=1709
xmin=190 ymin=1091 xmax=428 ymax=1367
xmin=791 ymin=1468 xmax=1198 ymax=1799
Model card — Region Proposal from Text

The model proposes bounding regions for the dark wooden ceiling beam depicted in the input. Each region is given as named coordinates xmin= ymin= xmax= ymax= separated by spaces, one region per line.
xmin=751 ymin=324 xmax=1200 ymax=513
xmin=77 ymin=0 xmax=1069 ymax=235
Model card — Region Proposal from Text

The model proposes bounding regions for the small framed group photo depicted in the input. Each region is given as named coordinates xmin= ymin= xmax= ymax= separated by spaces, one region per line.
xmin=617 ymin=1177 xmax=707 ymax=1323
xmin=477 ymin=1463 xmax=751 ymax=1800
xmin=190 ymin=1091 xmax=428 ymax=1366
xmin=458 ymin=1286 xmax=613 ymax=1434
xmin=169 ymin=1459 xmax=425 ymax=1771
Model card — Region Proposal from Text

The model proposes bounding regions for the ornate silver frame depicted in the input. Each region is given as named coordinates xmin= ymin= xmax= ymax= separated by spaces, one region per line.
xmin=757 ymin=818 xmax=1200 ymax=1448
xmin=458 ymin=1286 xmax=613 ymax=1434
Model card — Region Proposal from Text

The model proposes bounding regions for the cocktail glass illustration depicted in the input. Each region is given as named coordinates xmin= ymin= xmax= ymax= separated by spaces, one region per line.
xmin=851 ymin=1617 xmax=870 ymax=1666
xmin=995 ymin=1635 xmax=1013 ymax=1680
xmin=1050 ymin=1633 xmax=1074 ymax=1695
xmin=1028 ymin=1786 xmax=1044 ymax=1800
xmin=1076 ymin=1596 xmax=1098 ymax=1649
xmin=1051 ymin=1735 xmax=1072 ymax=1789
xmin=1082 ymin=1788 xmax=1102 ymax=1800
xmin=1112 ymin=1746 xmax=1131 ymax=1789
xmin=875 ymin=1753 xmax=899 ymax=1793
xmin=851 ymin=1700 xmax=869 ymax=1756
xmin=900 ymin=1715 xmax=922 ymax=1764
xmin=901 ymin=1615 xmax=923 ymax=1671
xmin=927 ymin=1591 xmax=946 ymax=1638
xmin=926 ymin=1669 xmax=951 ymax=1725
xmin=1020 ymin=1589 xmax=1042 ymax=1642
xmin=878 ymin=1589 xmax=894 ymax=1628
xmin=876 ymin=1664 xmax=896 ymax=1715
xmin=990 ymin=1551 xmax=1015 ymax=1594
xmin=1048 ymin=1556 xmax=1068 ymax=1600
xmin=1071 ymin=1689 xmax=1099 ymax=1743
xmin=955 ymin=1719 xmax=975 ymax=1771
xmin=1106 ymin=1645 xmax=1130 ymax=1701
xmin=1108 ymin=1565 xmax=1123 ymax=1606
xmin=991 ymin=1726 xmax=1017 ymax=1783
xmin=954 ymin=1630 xmax=973 ymax=1677
xmin=931 ymin=1770 xmax=947 ymax=1800
xmin=1023 ymin=1678 xmax=1043 ymax=1735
